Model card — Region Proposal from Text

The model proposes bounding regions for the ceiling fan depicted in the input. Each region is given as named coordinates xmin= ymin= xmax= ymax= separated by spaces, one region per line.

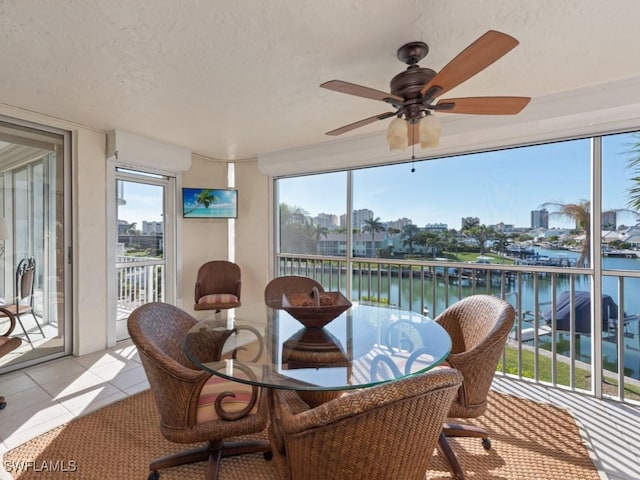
xmin=320 ymin=30 xmax=531 ymax=150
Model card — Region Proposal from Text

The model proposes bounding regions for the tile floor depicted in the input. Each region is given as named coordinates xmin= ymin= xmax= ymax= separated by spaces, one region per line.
xmin=0 ymin=340 xmax=638 ymax=480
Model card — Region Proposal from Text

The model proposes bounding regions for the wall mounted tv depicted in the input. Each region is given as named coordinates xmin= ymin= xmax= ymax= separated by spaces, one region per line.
xmin=182 ymin=188 xmax=238 ymax=219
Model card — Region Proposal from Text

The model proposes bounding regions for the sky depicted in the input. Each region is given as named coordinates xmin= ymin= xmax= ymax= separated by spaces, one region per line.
xmin=118 ymin=181 xmax=164 ymax=227
xmin=117 ymin=131 xmax=640 ymax=231
xmin=278 ymin=131 xmax=640 ymax=230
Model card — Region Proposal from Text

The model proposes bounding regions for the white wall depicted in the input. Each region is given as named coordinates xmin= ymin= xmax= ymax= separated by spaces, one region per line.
xmin=180 ymin=155 xmax=231 ymax=316
xmin=74 ymin=128 xmax=108 ymax=355
xmin=235 ymin=160 xmax=270 ymax=305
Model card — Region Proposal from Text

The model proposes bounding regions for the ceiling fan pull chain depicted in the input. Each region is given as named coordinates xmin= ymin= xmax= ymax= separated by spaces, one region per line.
xmin=411 ymin=143 xmax=416 ymax=173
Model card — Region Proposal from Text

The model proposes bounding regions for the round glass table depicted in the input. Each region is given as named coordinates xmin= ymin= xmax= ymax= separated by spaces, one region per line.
xmin=183 ymin=302 xmax=451 ymax=394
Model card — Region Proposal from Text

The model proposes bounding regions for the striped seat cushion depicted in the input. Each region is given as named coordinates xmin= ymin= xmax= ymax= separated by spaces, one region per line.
xmin=196 ymin=375 xmax=258 ymax=423
xmin=197 ymin=293 xmax=239 ymax=305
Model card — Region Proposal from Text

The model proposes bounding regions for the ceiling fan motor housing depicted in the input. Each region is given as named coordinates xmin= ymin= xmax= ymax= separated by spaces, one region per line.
xmin=390 ymin=66 xmax=436 ymax=121
xmin=390 ymin=66 xmax=437 ymax=100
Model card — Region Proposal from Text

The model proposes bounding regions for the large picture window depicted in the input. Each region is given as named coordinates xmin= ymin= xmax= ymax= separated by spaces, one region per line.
xmin=274 ymin=130 xmax=640 ymax=401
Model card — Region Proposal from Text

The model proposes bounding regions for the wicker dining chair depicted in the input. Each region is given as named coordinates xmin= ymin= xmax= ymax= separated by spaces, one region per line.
xmin=0 ymin=307 xmax=22 ymax=410
xmin=270 ymin=368 xmax=463 ymax=480
xmin=434 ymin=294 xmax=515 ymax=480
xmin=194 ymin=260 xmax=242 ymax=312
xmin=263 ymin=275 xmax=324 ymax=309
xmin=127 ymin=302 xmax=270 ymax=480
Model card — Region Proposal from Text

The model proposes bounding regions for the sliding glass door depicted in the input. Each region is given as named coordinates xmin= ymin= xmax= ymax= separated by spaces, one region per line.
xmin=0 ymin=117 xmax=70 ymax=371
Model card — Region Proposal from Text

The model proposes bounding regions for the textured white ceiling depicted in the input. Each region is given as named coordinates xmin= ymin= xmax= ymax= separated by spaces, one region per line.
xmin=1 ymin=0 xmax=640 ymax=160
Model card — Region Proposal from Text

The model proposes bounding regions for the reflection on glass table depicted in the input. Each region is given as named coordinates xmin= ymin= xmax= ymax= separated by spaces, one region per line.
xmin=182 ymin=302 xmax=452 ymax=394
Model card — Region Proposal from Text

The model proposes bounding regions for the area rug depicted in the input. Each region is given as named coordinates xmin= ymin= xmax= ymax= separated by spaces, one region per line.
xmin=3 ymin=390 xmax=599 ymax=479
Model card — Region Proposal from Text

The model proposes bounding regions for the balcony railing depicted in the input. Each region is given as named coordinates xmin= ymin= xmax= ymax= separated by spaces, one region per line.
xmin=116 ymin=256 xmax=164 ymax=320
xmin=276 ymin=253 xmax=640 ymax=405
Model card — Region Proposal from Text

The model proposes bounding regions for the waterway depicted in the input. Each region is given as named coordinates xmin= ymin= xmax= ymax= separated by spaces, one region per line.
xmin=346 ymin=248 xmax=640 ymax=380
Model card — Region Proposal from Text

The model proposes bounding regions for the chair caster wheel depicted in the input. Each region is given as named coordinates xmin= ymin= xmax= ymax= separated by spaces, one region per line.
xmin=148 ymin=471 xmax=160 ymax=480
xmin=263 ymin=451 xmax=273 ymax=461
xmin=0 ymin=401 xmax=6 ymax=410
xmin=481 ymin=437 xmax=491 ymax=450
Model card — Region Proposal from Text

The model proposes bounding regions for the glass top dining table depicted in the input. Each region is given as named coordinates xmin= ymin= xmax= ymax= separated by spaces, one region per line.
xmin=182 ymin=302 xmax=452 ymax=393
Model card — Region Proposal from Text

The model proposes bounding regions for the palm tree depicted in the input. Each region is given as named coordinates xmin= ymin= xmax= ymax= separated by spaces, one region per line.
xmin=123 ymin=222 xmax=138 ymax=235
xmin=541 ymin=200 xmax=630 ymax=268
xmin=625 ymin=133 xmax=640 ymax=210
xmin=312 ymin=223 xmax=329 ymax=254
xmin=362 ymin=217 xmax=385 ymax=257
xmin=540 ymin=200 xmax=591 ymax=267
xmin=416 ymin=231 xmax=441 ymax=258
xmin=279 ymin=203 xmax=310 ymax=225
xmin=462 ymin=224 xmax=494 ymax=255
xmin=401 ymin=224 xmax=420 ymax=255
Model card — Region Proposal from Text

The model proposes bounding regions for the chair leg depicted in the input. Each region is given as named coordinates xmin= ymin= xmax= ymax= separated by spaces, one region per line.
xmin=149 ymin=444 xmax=212 ymax=472
xmin=443 ymin=422 xmax=490 ymax=445
xmin=206 ymin=446 xmax=223 ymax=480
xmin=14 ymin=314 xmax=32 ymax=344
xmin=220 ymin=439 xmax=271 ymax=458
xmin=31 ymin=312 xmax=46 ymax=338
xmin=437 ymin=432 xmax=465 ymax=480
xmin=148 ymin=439 xmax=271 ymax=480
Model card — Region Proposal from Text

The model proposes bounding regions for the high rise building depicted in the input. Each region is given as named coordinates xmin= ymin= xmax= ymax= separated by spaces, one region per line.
xmin=352 ymin=209 xmax=374 ymax=230
xmin=142 ymin=220 xmax=163 ymax=235
xmin=531 ymin=209 xmax=549 ymax=229
xmin=315 ymin=213 xmax=339 ymax=229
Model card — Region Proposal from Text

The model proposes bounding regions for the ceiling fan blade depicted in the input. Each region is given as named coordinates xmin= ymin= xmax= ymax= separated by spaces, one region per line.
xmin=321 ymin=80 xmax=404 ymax=103
xmin=326 ymin=112 xmax=396 ymax=136
xmin=420 ymin=30 xmax=519 ymax=97
xmin=435 ymin=96 xmax=531 ymax=115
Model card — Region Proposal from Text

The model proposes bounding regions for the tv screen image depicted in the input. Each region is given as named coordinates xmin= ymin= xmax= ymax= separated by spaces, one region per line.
xmin=182 ymin=188 xmax=238 ymax=218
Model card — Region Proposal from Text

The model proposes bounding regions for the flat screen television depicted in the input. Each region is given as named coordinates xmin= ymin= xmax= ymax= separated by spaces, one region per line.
xmin=182 ymin=188 xmax=238 ymax=218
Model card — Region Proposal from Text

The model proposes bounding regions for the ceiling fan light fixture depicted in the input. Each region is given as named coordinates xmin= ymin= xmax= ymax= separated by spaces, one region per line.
xmin=387 ymin=117 xmax=408 ymax=151
xmin=419 ymin=114 xmax=441 ymax=148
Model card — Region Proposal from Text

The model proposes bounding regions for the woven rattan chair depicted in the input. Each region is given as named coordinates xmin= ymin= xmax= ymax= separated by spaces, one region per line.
xmin=264 ymin=275 xmax=324 ymax=309
xmin=435 ymin=294 xmax=515 ymax=480
xmin=194 ymin=261 xmax=241 ymax=312
xmin=127 ymin=302 xmax=270 ymax=480
xmin=0 ymin=307 xmax=22 ymax=410
xmin=270 ymin=368 xmax=463 ymax=480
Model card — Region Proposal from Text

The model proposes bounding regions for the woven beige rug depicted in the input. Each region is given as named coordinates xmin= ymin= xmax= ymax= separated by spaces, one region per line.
xmin=3 ymin=390 xmax=599 ymax=479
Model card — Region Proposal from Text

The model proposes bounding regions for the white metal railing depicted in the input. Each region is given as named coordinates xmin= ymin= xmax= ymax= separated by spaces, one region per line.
xmin=276 ymin=253 xmax=640 ymax=405
xmin=116 ymin=256 xmax=164 ymax=319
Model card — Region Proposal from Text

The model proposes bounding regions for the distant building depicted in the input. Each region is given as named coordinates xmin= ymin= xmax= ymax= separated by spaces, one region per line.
xmin=117 ymin=219 xmax=130 ymax=235
xmin=531 ymin=209 xmax=549 ymax=229
xmin=351 ymin=209 xmax=374 ymax=230
xmin=424 ymin=222 xmax=448 ymax=232
xmin=386 ymin=217 xmax=412 ymax=231
xmin=142 ymin=221 xmax=163 ymax=235
xmin=315 ymin=213 xmax=339 ymax=229
xmin=461 ymin=217 xmax=480 ymax=230
xmin=601 ymin=211 xmax=617 ymax=230
xmin=490 ymin=222 xmax=514 ymax=232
